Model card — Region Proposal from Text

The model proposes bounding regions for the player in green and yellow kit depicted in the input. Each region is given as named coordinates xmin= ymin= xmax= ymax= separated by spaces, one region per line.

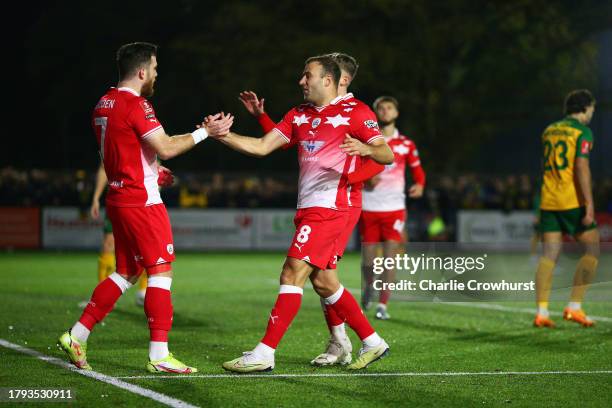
xmin=534 ymin=89 xmax=600 ymax=328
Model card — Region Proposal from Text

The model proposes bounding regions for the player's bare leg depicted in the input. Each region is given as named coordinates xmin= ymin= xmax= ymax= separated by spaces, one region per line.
xmin=223 ymin=257 xmax=312 ymax=373
xmin=376 ymin=240 xmax=400 ymax=320
xmin=310 ymin=269 xmax=389 ymax=370
xmin=564 ymin=229 xmax=600 ymax=327
xmin=361 ymin=244 xmax=379 ymax=310
xmin=534 ymin=232 xmax=562 ymax=327
xmin=310 ymin=271 xmax=352 ymax=366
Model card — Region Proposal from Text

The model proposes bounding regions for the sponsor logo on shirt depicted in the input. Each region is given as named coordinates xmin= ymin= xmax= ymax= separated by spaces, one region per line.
xmin=364 ymin=119 xmax=379 ymax=129
xmin=109 ymin=180 xmax=124 ymax=188
xmin=300 ymin=140 xmax=325 ymax=155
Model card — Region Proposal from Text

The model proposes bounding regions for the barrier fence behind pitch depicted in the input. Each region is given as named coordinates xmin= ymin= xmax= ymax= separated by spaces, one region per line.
xmin=1 ymin=207 xmax=611 ymax=250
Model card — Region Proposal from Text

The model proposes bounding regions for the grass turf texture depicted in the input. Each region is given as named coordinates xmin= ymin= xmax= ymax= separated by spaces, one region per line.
xmin=0 ymin=251 xmax=610 ymax=407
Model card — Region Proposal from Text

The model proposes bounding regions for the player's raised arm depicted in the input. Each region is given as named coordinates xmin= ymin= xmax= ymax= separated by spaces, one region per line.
xmin=239 ymin=91 xmax=276 ymax=134
xmin=340 ymin=135 xmax=394 ymax=165
xmin=144 ymin=113 xmax=233 ymax=160
xmin=90 ymin=163 xmax=108 ymax=219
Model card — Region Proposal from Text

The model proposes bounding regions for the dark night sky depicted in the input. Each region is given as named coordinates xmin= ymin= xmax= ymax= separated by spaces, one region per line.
xmin=5 ymin=0 xmax=612 ymax=176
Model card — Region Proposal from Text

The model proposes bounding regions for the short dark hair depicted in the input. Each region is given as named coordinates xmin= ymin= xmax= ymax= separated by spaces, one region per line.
xmin=327 ymin=52 xmax=359 ymax=80
xmin=373 ymin=96 xmax=399 ymax=111
xmin=305 ymin=55 xmax=341 ymax=88
xmin=116 ymin=42 xmax=158 ymax=81
xmin=564 ymin=89 xmax=595 ymax=115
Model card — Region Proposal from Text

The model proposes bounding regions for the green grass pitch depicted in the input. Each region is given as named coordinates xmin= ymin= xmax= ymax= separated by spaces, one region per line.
xmin=0 ymin=252 xmax=611 ymax=407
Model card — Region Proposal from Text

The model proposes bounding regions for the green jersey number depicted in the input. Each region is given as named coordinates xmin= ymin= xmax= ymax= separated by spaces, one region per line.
xmin=543 ymin=139 xmax=569 ymax=171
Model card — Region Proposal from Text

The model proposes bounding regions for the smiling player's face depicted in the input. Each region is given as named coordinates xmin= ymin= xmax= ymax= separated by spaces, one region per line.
xmin=299 ymin=62 xmax=326 ymax=104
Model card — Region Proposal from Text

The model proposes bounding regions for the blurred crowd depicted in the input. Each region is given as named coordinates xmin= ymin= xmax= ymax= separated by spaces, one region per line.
xmin=2 ymin=167 xmax=611 ymax=215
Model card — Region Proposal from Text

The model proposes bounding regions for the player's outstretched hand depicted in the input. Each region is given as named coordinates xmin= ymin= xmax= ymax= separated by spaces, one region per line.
xmin=238 ymin=91 xmax=265 ymax=117
xmin=340 ymin=134 xmax=371 ymax=156
xmin=198 ymin=112 xmax=234 ymax=138
xmin=90 ymin=200 xmax=100 ymax=220
xmin=408 ymin=183 xmax=424 ymax=198
xmin=157 ymin=165 xmax=175 ymax=187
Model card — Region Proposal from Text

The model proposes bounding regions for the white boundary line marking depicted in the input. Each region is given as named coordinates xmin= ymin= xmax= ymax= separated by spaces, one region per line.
xmin=116 ymin=370 xmax=612 ymax=380
xmin=0 ymin=339 xmax=198 ymax=408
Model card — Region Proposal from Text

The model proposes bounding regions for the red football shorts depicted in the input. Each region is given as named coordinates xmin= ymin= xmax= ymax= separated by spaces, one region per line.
xmin=359 ymin=209 xmax=406 ymax=243
xmin=286 ymin=207 xmax=349 ymax=270
xmin=106 ymin=204 xmax=175 ymax=276
xmin=336 ymin=206 xmax=362 ymax=259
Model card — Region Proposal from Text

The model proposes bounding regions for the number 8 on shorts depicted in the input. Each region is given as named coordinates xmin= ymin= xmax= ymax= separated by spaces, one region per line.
xmin=296 ymin=225 xmax=311 ymax=243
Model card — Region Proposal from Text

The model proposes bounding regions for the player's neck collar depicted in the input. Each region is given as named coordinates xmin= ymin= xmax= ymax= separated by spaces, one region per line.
xmin=384 ymin=128 xmax=399 ymax=140
xmin=117 ymin=86 xmax=140 ymax=96
xmin=309 ymin=94 xmax=344 ymax=111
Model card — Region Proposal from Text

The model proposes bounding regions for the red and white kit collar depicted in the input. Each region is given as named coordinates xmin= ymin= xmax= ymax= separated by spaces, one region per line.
xmin=308 ymin=93 xmax=350 ymax=112
xmin=383 ymin=128 xmax=400 ymax=141
xmin=117 ymin=86 xmax=140 ymax=96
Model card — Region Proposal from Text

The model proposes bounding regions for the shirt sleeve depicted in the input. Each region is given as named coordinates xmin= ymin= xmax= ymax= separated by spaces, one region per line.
xmin=349 ymin=105 xmax=383 ymax=144
xmin=347 ymin=158 xmax=385 ymax=184
xmin=257 ymin=112 xmax=276 ymax=134
xmin=272 ymin=108 xmax=295 ymax=144
xmin=127 ymin=99 xmax=164 ymax=139
xmin=576 ymin=128 xmax=594 ymax=158
xmin=406 ymin=140 xmax=422 ymax=168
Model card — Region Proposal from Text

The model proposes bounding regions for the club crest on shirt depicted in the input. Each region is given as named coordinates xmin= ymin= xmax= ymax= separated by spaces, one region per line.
xmin=300 ymin=140 xmax=325 ymax=155
xmin=311 ymin=118 xmax=321 ymax=128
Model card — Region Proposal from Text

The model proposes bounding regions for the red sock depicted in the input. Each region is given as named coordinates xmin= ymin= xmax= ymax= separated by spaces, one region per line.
xmin=328 ymin=286 xmax=375 ymax=340
xmin=321 ymin=298 xmax=345 ymax=330
xmin=261 ymin=285 xmax=303 ymax=349
xmin=79 ymin=276 xmax=125 ymax=330
xmin=379 ymin=289 xmax=390 ymax=305
xmin=145 ymin=287 xmax=173 ymax=342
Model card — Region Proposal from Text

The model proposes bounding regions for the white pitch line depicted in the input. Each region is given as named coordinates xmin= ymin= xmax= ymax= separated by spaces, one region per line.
xmin=116 ymin=370 xmax=612 ymax=380
xmin=441 ymin=302 xmax=612 ymax=323
xmin=0 ymin=339 xmax=198 ymax=408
